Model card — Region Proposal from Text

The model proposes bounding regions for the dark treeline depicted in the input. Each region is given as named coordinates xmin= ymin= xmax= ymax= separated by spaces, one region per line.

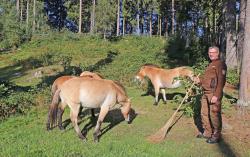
xmin=0 ymin=0 xmax=249 ymax=106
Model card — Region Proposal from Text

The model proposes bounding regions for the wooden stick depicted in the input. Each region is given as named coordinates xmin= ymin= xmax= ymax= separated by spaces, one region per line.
xmin=147 ymin=74 xmax=200 ymax=143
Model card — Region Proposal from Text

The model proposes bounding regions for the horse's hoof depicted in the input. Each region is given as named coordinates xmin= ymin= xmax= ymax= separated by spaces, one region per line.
xmin=163 ymin=101 xmax=167 ymax=104
xmin=93 ymin=131 xmax=101 ymax=142
xmin=46 ymin=125 xmax=52 ymax=131
xmin=153 ymin=102 xmax=158 ymax=106
xmin=94 ymin=137 xmax=99 ymax=143
xmin=82 ymin=137 xmax=87 ymax=142
xmin=79 ymin=135 xmax=87 ymax=141
xmin=59 ymin=126 xmax=65 ymax=130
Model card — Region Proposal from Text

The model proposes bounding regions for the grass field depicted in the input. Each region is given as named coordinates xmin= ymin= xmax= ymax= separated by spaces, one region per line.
xmin=1 ymin=87 xmax=249 ymax=157
xmin=0 ymin=34 xmax=249 ymax=157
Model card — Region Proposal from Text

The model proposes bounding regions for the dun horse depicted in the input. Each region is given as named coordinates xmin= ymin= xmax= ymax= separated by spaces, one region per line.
xmin=50 ymin=71 xmax=103 ymax=121
xmin=47 ymin=77 xmax=131 ymax=142
xmin=135 ymin=64 xmax=194 ymax=105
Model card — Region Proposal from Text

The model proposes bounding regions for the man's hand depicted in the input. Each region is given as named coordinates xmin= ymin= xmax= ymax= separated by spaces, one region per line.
xmin=211 ymin=96 xmax=218 ymax=103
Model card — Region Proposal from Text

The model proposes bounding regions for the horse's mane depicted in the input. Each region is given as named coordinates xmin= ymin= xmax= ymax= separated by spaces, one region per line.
xmin=95 ymin=72 xmax=105 ymax=79
xmin=113 ymin=81 xmax=127 ymax=95
xmin=142 ymin=64 xmax=161 ymax=68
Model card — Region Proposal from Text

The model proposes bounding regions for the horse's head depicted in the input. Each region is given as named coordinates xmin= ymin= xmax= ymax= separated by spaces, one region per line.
xmin=179 ymin=67 xmax=195 ymax=81
xmin=135 ymin=66 xmax=147 ymax=83
xmin=121 ymin=98 xmax=132 ymax=124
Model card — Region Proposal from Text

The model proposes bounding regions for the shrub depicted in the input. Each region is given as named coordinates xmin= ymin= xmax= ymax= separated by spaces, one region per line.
xmin=0 ymin=85 xmax=50 ymax=120
xmin=0 ymin=91 xmax=35 ymax=120
xmin=0 ymin=84 xmax=8 ymax=96
xmin=226 ymin=69 xmax=239 ymax=86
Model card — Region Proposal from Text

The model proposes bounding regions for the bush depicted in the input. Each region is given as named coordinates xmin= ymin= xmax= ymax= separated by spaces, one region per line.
xmin=226 ymin=69 xmax=239 ymax=86
xmin=0 ymin=85 xmax=50 ymax=120
xmin=0 ymin=84 xmax=8 ymax=96
xmin=192 ymin=57 xmax=209 ymax=76
xmin=0 ymin=91 xmax=35 ymax=120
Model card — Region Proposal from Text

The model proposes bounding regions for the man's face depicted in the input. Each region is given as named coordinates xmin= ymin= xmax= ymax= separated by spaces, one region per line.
xmin=208 ymin=48 xmax=219 ymax=61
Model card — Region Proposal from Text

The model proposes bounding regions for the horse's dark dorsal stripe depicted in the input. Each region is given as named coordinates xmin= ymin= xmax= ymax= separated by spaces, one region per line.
xmin=143 ymin=63 xmax=161 ymax=68
xmin=96 ymin=73 xmax=105 ymax=79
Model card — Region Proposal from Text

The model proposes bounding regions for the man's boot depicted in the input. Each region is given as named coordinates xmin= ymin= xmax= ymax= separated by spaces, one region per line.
xmin=206 ymin=131 xmax=220 ymax=144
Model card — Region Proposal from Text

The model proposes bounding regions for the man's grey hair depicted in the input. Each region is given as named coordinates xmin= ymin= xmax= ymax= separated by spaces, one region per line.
xmin=208 ymin=46 xmax=220 ymax=53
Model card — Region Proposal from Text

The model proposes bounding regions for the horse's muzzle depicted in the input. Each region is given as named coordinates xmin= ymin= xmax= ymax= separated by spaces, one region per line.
xmin=134 ymin=76 xmax=143 ymax=85
xmin=125 ymin=114 xmax=131 ymax=124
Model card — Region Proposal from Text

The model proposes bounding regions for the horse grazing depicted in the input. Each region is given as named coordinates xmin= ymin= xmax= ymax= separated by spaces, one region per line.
xmin=135 ymin=64 xmax=194 ymax=105
xmin=47 ymin=77 xmax=131 ymax=142
xmin=50 ymin=71 xmax=103 ymax=124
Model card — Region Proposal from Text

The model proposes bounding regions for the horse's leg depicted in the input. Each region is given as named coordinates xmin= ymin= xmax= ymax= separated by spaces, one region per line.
xmin=58 ymin=103 xmax=67 ymax=130
xmin=93 ymin=106 xmax=109 ymax=142
xmin=161 ymin=89 xmax=167 ymax=104
xmin=69 ymin=103 xmax=87 ymax=141
xmin=90 ymin=109 xmax=95 ymax=118
xmin=153 ymin=84 xmax=160 ymax=106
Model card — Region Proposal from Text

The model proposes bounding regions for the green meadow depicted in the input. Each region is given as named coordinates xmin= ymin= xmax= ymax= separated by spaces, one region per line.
xmin=0 ymin=34 xmax=249 ymax=157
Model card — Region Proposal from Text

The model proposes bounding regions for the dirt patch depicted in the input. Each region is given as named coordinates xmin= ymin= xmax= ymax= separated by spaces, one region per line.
xmin=222 ymin=83 xmax=250 ymax=146
xmin=222 ymin=106 xmax=250 ymax=146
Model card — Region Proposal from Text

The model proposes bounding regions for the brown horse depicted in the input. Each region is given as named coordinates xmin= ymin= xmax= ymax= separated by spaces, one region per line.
xmin=50 ymin=71 xmax=103 ymax=125
xmin=135 ymin=64 xmax=194 ymax=105
xmin=47 ymin=77 xmax=131 ymax=142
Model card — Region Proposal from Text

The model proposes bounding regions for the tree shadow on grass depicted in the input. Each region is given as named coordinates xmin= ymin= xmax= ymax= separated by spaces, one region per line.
xmin=141 ymin=89 xmax=185 ymax=105
xmin=0 ymin=50 xmax=118 ymax=92
xmin=224 ymin=93 xmax=238 ymax=104
xmin=217 ymin=137 xmax=238 ymax=157
xmin=38 ymin=50 xmax=118 ymax=87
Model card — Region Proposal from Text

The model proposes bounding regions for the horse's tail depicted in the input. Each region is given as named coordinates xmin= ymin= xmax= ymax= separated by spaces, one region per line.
xmin=47 ymin=89 xmax=61 ymax=130
xmin=51 ymin=83 xmax=57 ymax=98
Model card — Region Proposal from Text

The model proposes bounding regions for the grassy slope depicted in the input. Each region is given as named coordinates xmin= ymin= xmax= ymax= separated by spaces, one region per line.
xmin=0 ymin=34 xmax=249 ymax=157
xmin=0 ymin=34 xmax=166 ymax=87
xmin=0 ymin=88 xmax=249 ymax=157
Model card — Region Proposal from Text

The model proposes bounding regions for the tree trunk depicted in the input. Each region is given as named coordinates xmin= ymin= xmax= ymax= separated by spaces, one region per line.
xmin=159 ymin=15 xmax=161 ymax=37
xmin=116 ymin=0 xmax=120 ymax=36
xmin=123 ymin=16 xmax=125 ymax=36
xmin=90 ymin=0 xmax=95 ymax=34
xmin=165 ymin=16 xmax=168 ymax=37
xmin=136 ymin=0 xmax=140 ymax=35
xmin=171 ymin=0 xmax=175 ymax=35
xmin=212 ymin=3 xmax=216 ymax=43
xmin=32 ymin=0 xmax=36 ymax=33
xmin=149 ymin=13 xmax=152 ymax=37
xmin=225 ymin=0 xmax=237 ymax=69
xmin=238 ymin=0 xmax=250 ymax=107
xmin=78 ymin=0 xmax=82 ymax=34
xmin=26 ymin=0 xmax=29 ymax=31
xmin=16 ymin=0 xmax=20 ymax=18
xmin=20 ymin=0 xmax=23 ymax=21
xmin=237 ymin=0 xmax=246 ymax=72
xmin=104 ymin=28 xmax=106 ymax=40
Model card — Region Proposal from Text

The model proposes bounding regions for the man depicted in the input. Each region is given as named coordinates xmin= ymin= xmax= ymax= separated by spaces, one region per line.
xmin=194 ymin=46 xmax=227 ymax=144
